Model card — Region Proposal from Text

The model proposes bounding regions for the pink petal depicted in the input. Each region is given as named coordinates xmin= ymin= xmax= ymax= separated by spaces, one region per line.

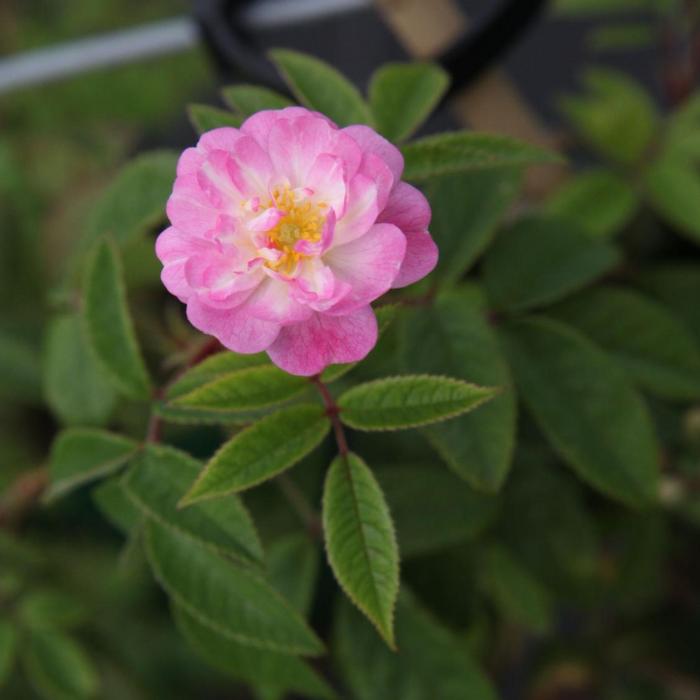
xmin=241 ymin=107 xmax=335 ymax=148
xmin=186 ymin=295 xmax=280 ymax=353
xmin=392 ymin=230 xmax=438 ymax=288
xmin=245 ymin=276 xmax=313 ymax=324
xmin=266 ymin=306 xmax=378 ymax=376
xmin=197 ymin=127 xmax=245 ymax=154
xmin=177 ymin=147 xmax=204 ymax=177
xmin=332 ymin=173 xmax=380 ymax=246
xmin=156 ymin=227 xmax=208 ymax=302
xmin=249 ymin=207 xmax=284 ymax=232
xmin=343 ymin=124 xmax=404 ymax=183
xmin=306 ymin=154 xmax=347 ymax=217
xmin=166 ymin=176 xmax=220 ymax=237
xmin=359 ymin=152 xmax=395 ymax=210
xmin=226 ymin=136 xmax=274 ymax=198
xmin=324 ymin=223 xmax=406 ymax=314
xmin=378 ymin=181 xmax=431 ymax=233
xmin=294 ymin=209 xmax=336 ymax=256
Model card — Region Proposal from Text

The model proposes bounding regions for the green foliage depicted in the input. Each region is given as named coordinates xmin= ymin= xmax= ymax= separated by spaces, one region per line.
xmin=369 ymin=62 xmax=450 ymax=142
xmin=181 ymin=405 xmax=330 ymax=504
xmin=0 ymin=621 xmax=16 ymax=687
xmin=483 ymin=215 xmax=620 ymax=312
xmin=83 ymin=239 xmax=152 ymax=399
xmin=338 ymin=375 xmax=496 ymax=431
xmin=402 ymin=132 xmax=562 ymax=181
xmin=501 ymin=317 xmax=660 ymax=505
xmin=0 ymin=330 xmax=41 ymax=404
xmin=269 ymin=49 xmax=373 ymax=127
xmin=323 ymin=453 xmax=399 ymax=647
xmin=222 ymin=85 xmax=293 ymax=115
xmin=187 ymin=104 xmax=242 ymax=134
xmin=46 ymin=428 xmax=137 ymax=503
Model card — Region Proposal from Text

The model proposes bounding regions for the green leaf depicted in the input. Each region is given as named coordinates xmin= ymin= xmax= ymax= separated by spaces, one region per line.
xmin=550 ymin=286 xmax=700 ymax=400
xmin=335 ymin=592 xmax=497 ymax=700
xmin=555 ymin=0 xmax=672 ymax=14
xmin=323 ymin=452 xmax=399 ymax=648
xmin=401 ymin=132 xmax=561 ymax=181
xmin=369 ymin=62 xmax=449 ymax=142
xmin=83 ymin=239 xmax=152 ymax=399
xmin=0 ymin=330 xmax=41 ymax=404
xmin=85 ymin=150 xmax=177 ymax=246
xmin=0 ymin=621 xmax=16 ymax=687
xmin=187 ymin=104 xmax=243 ymax=134
xmin=45 ymin=428 xmax=137 ymax=503
xmin=269 ymin=49 xmax=372 ymax=127
xmin=339 ymin=375 xmax=496 ymax=431
xmin=587 ymin=22 xmax=656 ymax=51
xmin=181 ymin=404 xmax=330 ymax=505
xmin=172 ymin=365 xmax=309 ymax=412
xmin=479 ymin=545 xmax=553 ymax=633
xmin=19 ymin=590 xmax=86 ymax=630
xmin=267 ymin=534 xmax=319 ymax=616
xmin=500 ymin=316 xmax=660 ymax=505
xmin=174 ymin=606 xmax=334 ymax=699
xmin=43 ymin=314 xmax=117 ymax=426
xmin=646 ymin=155 xmax=700 ymax=245
xmin=560 ymin=68 xmax=657 ymax=165
xmin=398 ymin=287 xmax=516 ymax=491
xmin=122 ymin=444 xmax=263 ymax=566
xmin=483 ymin=215 xmax=620 ymax=312
xmin=23 ymin=628 xmax=98 ymax=700
xmin=144 ymin=520 xmax=323 ymax=655
xmin=376 ymin=464 xmax=497 ymax=558
xmin=426 ymin=169 xmax=521 ymax=283
xmin=545 ymin=168 xmax=639 ymax=238
xmin=222 ymin=84 xmax=293 ymax=115
xmin=91 ymin=477 xmax=141 ymax=536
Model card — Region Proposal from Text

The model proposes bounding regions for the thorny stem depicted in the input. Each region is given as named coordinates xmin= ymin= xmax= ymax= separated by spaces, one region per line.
xmin=311 ymin=375 xmax=348 ymax=456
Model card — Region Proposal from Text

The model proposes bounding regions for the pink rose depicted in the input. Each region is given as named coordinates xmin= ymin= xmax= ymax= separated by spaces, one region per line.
xmin=156 ymin=107 xmax=438 ymax=376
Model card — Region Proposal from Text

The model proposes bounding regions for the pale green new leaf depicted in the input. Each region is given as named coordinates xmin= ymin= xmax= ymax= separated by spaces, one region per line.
xmin=479 ymin=545 xmax=553 ymax=633
xmin=172 ymin=364 xmax=309 ymax=412
xmin=398 ymin=287 xmax=516 ymax=491
xmin=369 ymin=62 xmax=449 ymax=142
xmin=43 ymin=314 xmax=116 ymax=427
xmin=376 ymin=464 xmax=497 ymax=558
xmin=23 ymin=629 xmax=98 ymax=700
xmin=174 ymin=606 xmax=334 ymax=699
xmin=85 ymin=150 xmax=177 ymax=246
xmin=483 ymin=215 xmax=620 ymax=312
xmin=269 ymin=49 xmax=372 ymax=126
xmin=222 ymin=84 xmax=293 ymax=115
xmin=122 ymin=444 xmax=263 ymax=565
xmin=323 ymin=452 xmax=399 ymax=648
xmin=0 ymin=621 xmax=16 ymax=687
xmin=83 ymin=239 xmax=152 ymax=399
xmin=335 ymin=592 xmax=497 ymax=700
xmin=187 ymin=104 xmax=242 ymax=134
xmin=45 ymin=428 xmax=137 ymax=503
xmin=545 ymin=168 xmax=639 ymax=238
xmin=338 ymin=375 xmax=496 ymax=431
xmin=401 ymin=132 xmax=561 ymax=181
xmin=550 ymin=286 xmax=700 ymax=400
xmin=181 ymin=404 xmax=330 ymax=504
xmin=144 ymin=520 xmax=323 ymax=655
xmin=500 ymin=317 xmax=660 ymax=505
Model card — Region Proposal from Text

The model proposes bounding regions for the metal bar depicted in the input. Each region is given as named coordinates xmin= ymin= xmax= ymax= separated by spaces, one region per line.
xmin=241 ymin=0 xmax=371 ymax=30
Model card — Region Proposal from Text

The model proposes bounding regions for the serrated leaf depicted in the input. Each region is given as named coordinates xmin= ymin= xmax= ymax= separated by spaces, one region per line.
xmin=0 ymin=621 xmax=16 ymax=687
xmin=122 ymin=444 xmax=263 ymax=565
xmin=182 ymin=404 xmax=330 ymax=504
xmin=172 ymin=364 xmax=309 ymax=412
xmin=187 ymin=104 xmax=242 ymax=134
xmin=483 ymin=215 xmax=620 ymax=312
xmin=92 ymin=477 xmax=141 ymax=536
xmin=646 ymin=155 xmax=700 ymax=245
xmin=500 ymin=316 xmax=660 ymax=505
xmin=369 ymin=62 xmax=449 ymax=142
xmin=376 ymin=464 xmax=497 ymax=558
xmin=174 ymin=605 xmax=334 ymax=699
xmin=546 ymin=168 xmax=639 ymax=238
xmin=45 ymin=428 xmax=137 ymax=503
xmin=269 ymin=49 xmax=372 ymax=127
xmin=83 ymin=239 xmax=151 ymax=399
xmin=222 ymin=84 xmax=293 ymax=115
xmin=401 ymin=132 xmax=561 ymax=181
xmin=323 ymin=452 xmax=399 ymax=648
xmin=335 ymin=591 xmax=497 ymax=700
xmin=85 ymin=150 xmax=177 ymax=246
xmin=338 ymin=375 xmax=495 ymax=431
xmin=560 ymin=68 xmax=656 ymax=165
xmin=23 ymin=628 xmax=98 ymax=700
xmin=144 ymin=520 xmax=323 ymax=655
xmin=479 ymin=545 xmax=553 ymax=633
xmin=43 ymin=314 xmax=116 ymax=426
xmin=550 ymin=286 xmax=700 ymax=400
xmin=398 ymin=287 xmax=516 ymax=491
xmin=426 ymin=169 xmax=521 ymax=283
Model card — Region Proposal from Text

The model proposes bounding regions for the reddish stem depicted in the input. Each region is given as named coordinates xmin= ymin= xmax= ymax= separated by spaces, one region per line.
xmin=311 ymin=375 xmax=349 ymax=456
